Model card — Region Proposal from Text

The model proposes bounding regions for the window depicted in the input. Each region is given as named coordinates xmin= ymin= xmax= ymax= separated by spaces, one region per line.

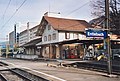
xmin=48 ymin=35 xmax=51 ymax=41
xmin=52 ymin=33 xmax=56 ymax=40
xmin=44 ymin=36 xmax=47 ymax=41
xmin=65 ymin=32 xmax=70 ymax=39
xmin=73 ymin=33 xmax=79 ymax=39
xmin=34 ymin=32 xmax=36 ymax=34
xmin=48 ymin=25 xmax=51 ymax=30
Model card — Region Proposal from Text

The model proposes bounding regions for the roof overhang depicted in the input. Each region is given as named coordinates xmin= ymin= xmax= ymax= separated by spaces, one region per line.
xmin=36 ymin=38 xmax=120 ymax=46
xmin=36 ymin=39 xmax=105 ymax=46
xmin=22 ymin=38 xmax=42 ymax=47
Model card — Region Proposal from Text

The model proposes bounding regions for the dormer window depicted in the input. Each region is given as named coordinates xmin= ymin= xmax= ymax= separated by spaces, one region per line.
xmin=48 ymin=25 xmax=51 ymax=30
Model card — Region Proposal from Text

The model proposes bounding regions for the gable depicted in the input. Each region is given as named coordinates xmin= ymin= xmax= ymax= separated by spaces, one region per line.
xmin=36 ymin=17 xmax=48 ymax=36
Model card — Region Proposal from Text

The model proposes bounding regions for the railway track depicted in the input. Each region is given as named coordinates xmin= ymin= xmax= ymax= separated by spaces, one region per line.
xmin=0 ymin=62 xmax=8 ymax=66
xmin=63 ymin=61 xmax=120 ymax=75
xmin=0 ymin=73 xmax=7 ymax=81
xmin=0 ymin=61 xmax=49 ymax=81
xmin=0 ymin=68 xmax=49 ymax=81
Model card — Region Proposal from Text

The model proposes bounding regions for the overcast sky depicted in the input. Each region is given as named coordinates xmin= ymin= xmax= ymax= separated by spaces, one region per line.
xmin=0 ymin=0 xmax=95 ymax=42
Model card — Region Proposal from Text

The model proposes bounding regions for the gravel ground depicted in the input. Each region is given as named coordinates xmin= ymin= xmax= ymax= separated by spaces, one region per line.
xmin=0 ymin=57 xmax=120 ymax=81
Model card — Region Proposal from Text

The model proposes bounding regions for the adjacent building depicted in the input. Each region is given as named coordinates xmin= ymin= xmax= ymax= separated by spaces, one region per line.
xmin=9 ymin=31 xmax=16 ymax=49
xmin=19 ymin=29 xmax=28 ymax=47
xmin=19 ymin=23 xmax=41 ymax=55
xmin=9 ymin=24 xmax=19 ymax=53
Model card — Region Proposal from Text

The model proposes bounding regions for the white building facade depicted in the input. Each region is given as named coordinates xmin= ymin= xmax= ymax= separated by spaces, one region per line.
xmin=19 ymin=30 xmax=28 ymax=47
xmin=19 ymin=22 xmax=40 ymax=46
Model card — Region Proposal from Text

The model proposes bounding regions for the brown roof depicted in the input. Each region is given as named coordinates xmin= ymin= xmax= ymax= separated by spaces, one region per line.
xmin=44 ymin=16 xmax=93 ymax=32
xmin=36 ymin=16 xmax=93 ymax=36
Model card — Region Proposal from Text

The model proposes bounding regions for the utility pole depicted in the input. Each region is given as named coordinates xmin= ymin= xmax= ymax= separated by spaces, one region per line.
xmin=105 ymin=0 xmax=112 ymax=75
xmin=6 ymin=35 xmax=9 ymax=58
xmin=27 ymin=22 xmax=30 ymax=42
xmin=0 ymin=46 xmax=1 ymax=56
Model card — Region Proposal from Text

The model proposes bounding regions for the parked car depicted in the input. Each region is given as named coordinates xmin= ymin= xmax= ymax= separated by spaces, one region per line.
xmin=113 ymin=53 xmax=120 ymax=60
xmin=1 ymin=52 xmax=13 ymax=57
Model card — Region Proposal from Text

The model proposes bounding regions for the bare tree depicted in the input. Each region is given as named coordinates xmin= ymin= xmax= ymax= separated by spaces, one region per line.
xmin=91 ymin=0 xmax=105 ymax=17
xmin=91 ymin=0 xmax=120 ymax=35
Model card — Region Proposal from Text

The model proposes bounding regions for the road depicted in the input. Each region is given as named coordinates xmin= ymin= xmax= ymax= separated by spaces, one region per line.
xmin=0 ymin=57 xmax=120 ymax=81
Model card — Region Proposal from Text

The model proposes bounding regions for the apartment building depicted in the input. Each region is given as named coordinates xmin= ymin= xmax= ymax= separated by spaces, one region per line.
xmin=19 ymin=23 xmax=41 ymax=55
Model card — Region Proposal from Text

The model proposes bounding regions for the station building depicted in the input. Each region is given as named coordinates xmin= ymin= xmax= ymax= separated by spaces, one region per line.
xmin=36 ymin=13 xmax=96 ymax=59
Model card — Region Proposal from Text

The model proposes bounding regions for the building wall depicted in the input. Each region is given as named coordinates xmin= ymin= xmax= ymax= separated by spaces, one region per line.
xmin=39 ymin=24 xmax=59 ymax=58
xmin=19 ymin=25 xmax=40 ymax=47
xmin=19 ymin=30 xmax=28 ymax=46
xmin=19 ymin=24 xmax=41 ymax=55
xmin=42 ymin=46 xmax=49 ymax=58
xmin=9 ymin=31 xmax=15 ymax=49
xmin=58 ymin=32 xmax=87 ymax=41
xmin=29 ymin=26 xmax=40 ymax=41
xmin=38 ymin=23 xmax=88 ymax=59
xmin=42 ymin=24 xmax=59 ymax=44
xmin=25 ymin=46 xmax=37 ymax=55
xmin=41 ymin=24 xmax=87 ymax=44
xmin=36 ymin=49 xmax=40 ymax=55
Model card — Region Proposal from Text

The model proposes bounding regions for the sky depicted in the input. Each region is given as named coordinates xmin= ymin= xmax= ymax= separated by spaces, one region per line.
xmin=0 ymin=0 xmax=95 ymax=42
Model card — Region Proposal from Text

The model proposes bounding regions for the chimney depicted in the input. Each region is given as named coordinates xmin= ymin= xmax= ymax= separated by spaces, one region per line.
xmin=44 ymin=12 xmax=61 ymax=18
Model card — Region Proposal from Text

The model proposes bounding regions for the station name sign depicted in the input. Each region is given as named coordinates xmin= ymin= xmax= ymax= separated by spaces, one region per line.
xmin=86 ymin=29 xmax=107 ymax=38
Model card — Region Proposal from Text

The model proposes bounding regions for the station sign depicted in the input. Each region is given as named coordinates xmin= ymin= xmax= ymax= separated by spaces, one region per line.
xmin=86 ymin=29 xmax=108 ymax=38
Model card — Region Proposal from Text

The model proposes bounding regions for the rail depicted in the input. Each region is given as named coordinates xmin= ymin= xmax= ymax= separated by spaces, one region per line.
xmin=63 ymin=61 xmax=120 ymax=75
xmin=0 ymin=61 xmax=48 ymax=81
xmin=0 ymin=74 xmax=7 ymax=81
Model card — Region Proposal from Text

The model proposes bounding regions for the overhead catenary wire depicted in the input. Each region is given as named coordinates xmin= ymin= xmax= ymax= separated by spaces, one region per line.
xmin=47 ymin=1 xmax=91 ymax=28
xmin=3 ymin=0 xmax=12 ymax=20
xmin=2 ymin=0 xmax=90 ymax=39
xmin=65 ymin=1 xmax=90 ymax=16
xmin=0 ymin=0 xmax=11 ymax=24
xmin=44 ymin=1 xmax=91 ymax=30
xmin=1 ymin=0 xmax=27 ymax=30
xmin=1 ymin=0 xmax=90 ymax=31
